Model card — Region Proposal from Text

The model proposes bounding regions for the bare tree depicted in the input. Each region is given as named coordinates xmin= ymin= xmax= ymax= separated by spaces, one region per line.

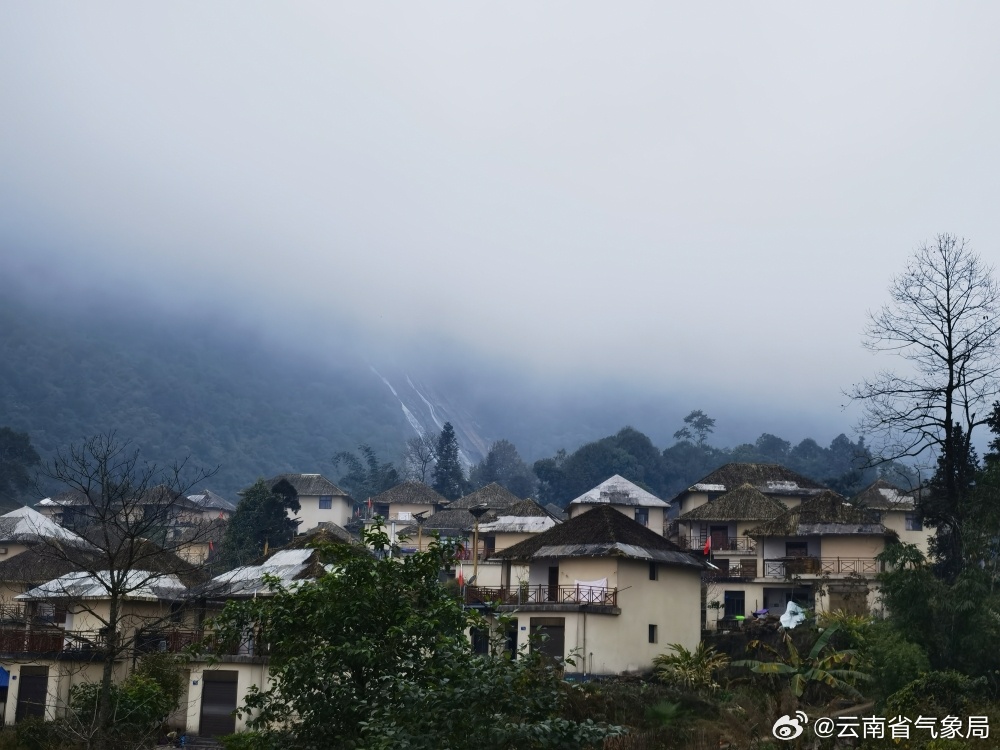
xmin=403 ymin=433 xmax=438 ymax=483
xmin=849 ymin=235 xmax=1000 ymax=569
xmin=25 ymin=433 xmax=217 ymax=749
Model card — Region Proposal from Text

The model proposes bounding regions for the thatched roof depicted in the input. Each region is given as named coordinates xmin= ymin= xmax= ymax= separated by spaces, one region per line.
xmin=678 ymin=484 xmax=787 ymax=522
xmin=747 ymin=490 xmax=892 ymax=538
xmin=398 ymin=508 xmax=485 ymax=538
xmin=264 ymin=473 xmax=350 ymax=498
xmin=369 ymin=481 xmax=446 ymax=507
xmin=851 ymin=479 xmax=916 ymax=511
xmin=677 ymin=463 xmax=827 ymax=502
xmin=493 ymin=505 xmax=703 ymax=569
xmin=446 ymin=483 xmax=523 ymax=510
xmin=569 ymin=475 xmax=669 ymax=508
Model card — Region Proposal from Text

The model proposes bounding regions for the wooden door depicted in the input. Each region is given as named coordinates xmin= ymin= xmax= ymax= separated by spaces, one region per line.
xmin=15 ymin=666 xmax=48 ymax=722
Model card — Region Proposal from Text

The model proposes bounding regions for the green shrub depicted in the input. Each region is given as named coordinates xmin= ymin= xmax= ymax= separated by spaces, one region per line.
xmin=883 ymin=670 xmax=985 ymax=717
xmin=862 ymin=621 xmax=931 ymax=705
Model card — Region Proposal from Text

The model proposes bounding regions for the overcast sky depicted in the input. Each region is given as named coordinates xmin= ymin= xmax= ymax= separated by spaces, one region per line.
xmin=3 ymin=3 xmax=1000 ymax=435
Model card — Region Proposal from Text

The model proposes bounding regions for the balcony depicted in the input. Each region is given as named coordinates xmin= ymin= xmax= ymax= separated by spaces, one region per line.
xmin=464 ymin=584 xmax=619 ymax=612
xmin=676 ymin=535 xmax=757 ymax=555
xmin=0 ymin=627 xmax=266 ymax=659
xmin=704 ymin=559 xmax=758 ymax=581
xmin=763 ymin=557 xmax=882 ymax=578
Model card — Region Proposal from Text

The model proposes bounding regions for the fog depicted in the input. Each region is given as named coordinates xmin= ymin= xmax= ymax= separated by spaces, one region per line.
xmin=4 ymin=3 xmax=1000 ymax=446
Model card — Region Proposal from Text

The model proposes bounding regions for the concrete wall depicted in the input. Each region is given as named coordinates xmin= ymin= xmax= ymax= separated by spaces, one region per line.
xmin=293 ymin=495 xmax=352 ymax=532
xmin=184 ymin=660 xmax=270 ymax=736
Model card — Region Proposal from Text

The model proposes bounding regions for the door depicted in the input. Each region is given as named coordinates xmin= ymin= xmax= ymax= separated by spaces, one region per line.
xmin=530 ymin=617 xmax=565 ymax=664
xmin=199 ymin=670 xmax=238 ymax=737
xmin=710 ymin=526 xmax=729 ymax=551
xmin=15 ymin=666 xmax=48 ymax=722
xmin=547 ymin=566 xmax=559 ymax=602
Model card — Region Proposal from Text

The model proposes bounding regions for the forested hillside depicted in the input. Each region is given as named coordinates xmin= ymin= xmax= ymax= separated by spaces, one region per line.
xmin=0 ymin=293 xmax=407 ymax=498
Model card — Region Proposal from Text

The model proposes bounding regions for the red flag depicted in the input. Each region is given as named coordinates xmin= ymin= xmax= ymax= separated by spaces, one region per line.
xmin=456 ymin=564 xmax=465 ymax=588
xmin=702 ymin=537 xmax=711 ymax=555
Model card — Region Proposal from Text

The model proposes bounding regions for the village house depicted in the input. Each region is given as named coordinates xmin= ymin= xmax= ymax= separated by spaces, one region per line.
xmin=363 ymin=480 xmax=447 ymax=544
xmin=478 ymin=505 xmax=704 ymax=676
xmin=263 ymin=473 xmax=354 ymax=533
xmin=567 ymin=475 xmax=670 ymax=535
xmin=851 ymin=478 xmax=928 ymax=555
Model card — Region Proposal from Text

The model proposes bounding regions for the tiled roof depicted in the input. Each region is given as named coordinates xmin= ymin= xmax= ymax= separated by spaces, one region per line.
xmin=851 ymin=479 xmax=916 ymax=511
xmin=568 ymin=475 xmax=669 ymax=508
xmin=678 ymin=483 xmax=787 ymax=522
xmin=264 ymin=473 xmax=349 ymax=498
xmin=747 ymin=490 xmax=892 ymax=538
xmin=677 ymin=463 xmax=827 ymax=502
xmin=494 ymin=505 xmax=702 ymax=569
xmin=369 ymin=481 xmax=446 ymax=507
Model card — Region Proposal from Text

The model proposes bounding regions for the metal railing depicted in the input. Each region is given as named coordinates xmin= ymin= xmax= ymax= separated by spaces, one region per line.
xmin=464 ymin=584 xmax=617 ymax=607
xmin=704 ymin=559 xmax=758 ymax=580
xmin=763 ymin=557 xmax=882 ymax=578
xmin=676 ymin=535 xmax=757 ymax=553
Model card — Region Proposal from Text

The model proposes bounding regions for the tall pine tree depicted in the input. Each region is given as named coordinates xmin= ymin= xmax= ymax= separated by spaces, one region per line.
xmin=432 ymin=423 xmax=468 ymax=501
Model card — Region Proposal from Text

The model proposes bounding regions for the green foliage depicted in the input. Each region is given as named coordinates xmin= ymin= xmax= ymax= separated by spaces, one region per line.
xmin=470 ymin=438 xmax=537 ymax=498
xmin=331 ymin=443 xmax=400 ymax=502
xmin=883 ymin=670 xmax=985 ymax=718
xmin=733 ymin=624 xmax=870 ymax=701
xmin=208 ymin=523 xmax=619 ymax=749
xmin=69 ymin=664 xmax=178 ymax=747
xmin=860 ymin=620 xmax=930 ymax=705
xmin=219 ymin=479 xmax=300 ymax=569
xmin=876 ymin=542 xmax=1000 ymax=677
xmin=432 ymin=422 xmax=469 ymax=500
xmin=653 ymin=642 xmax=729 ymax=695
xmin=0 ymin=426 xmax=40 ymax=510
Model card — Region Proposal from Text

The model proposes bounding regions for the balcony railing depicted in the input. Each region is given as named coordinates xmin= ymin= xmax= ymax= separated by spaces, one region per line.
xmin=0 ymin=627 xmax=266 ymax=658
xmin=704 ymin=559 xmax=758 ymax=580
xmin=464 ymin=584 xmax=617 ymax=608
xmin=763 ymin=557 xmax=882 ymax=578
xmin=455 ymin=548 xmax=494 ymax=562
xmin=676 ymin=535 xmax=757 ymax=554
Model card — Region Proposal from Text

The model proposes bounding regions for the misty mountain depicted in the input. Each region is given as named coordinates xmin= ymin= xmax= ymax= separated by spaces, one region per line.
xmin=0 ymin=285 xmax=687 ymax=500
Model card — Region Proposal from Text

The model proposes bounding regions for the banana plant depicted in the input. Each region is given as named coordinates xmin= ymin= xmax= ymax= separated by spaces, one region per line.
xmin=732 ymin=623 xmax=871 ymax=699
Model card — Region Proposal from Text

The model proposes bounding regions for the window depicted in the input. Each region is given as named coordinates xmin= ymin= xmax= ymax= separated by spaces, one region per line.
xmin=648 ymin=624 xmax=658 ymax=644
xmin=318 ymin=495 xmax=333 ymax=510
xmin=649 ymin=562 xmax=658 ymax=581
xmin=905 ymin=513 xmax=923 ymax=531
xmin=723 ymin=590 xmax=745 ymax=618
xmin=785 ymin=542 xmax=809 ymax=557
xmin=634 ymin=508 xmax=649 ymax=527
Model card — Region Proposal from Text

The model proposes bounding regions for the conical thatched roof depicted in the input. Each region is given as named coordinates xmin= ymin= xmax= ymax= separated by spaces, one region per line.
xmin=494 ymin=505 xmax=702 ymax=568
xmin=747 ymin=490 xmax=893 ymax=538
xmin=678 ymin=483 xmax=787 ymax=522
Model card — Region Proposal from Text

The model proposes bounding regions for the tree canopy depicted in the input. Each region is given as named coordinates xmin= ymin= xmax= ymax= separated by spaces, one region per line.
xmin=209 ymin=525 xmax=617 ymax=749
xmin=432 ymin=422 xmax=469 ymax=500
xmin=219 ymin=478 xmax=300 ymax=569
xmin=0 ymin=425 xmax=40 ymax=511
